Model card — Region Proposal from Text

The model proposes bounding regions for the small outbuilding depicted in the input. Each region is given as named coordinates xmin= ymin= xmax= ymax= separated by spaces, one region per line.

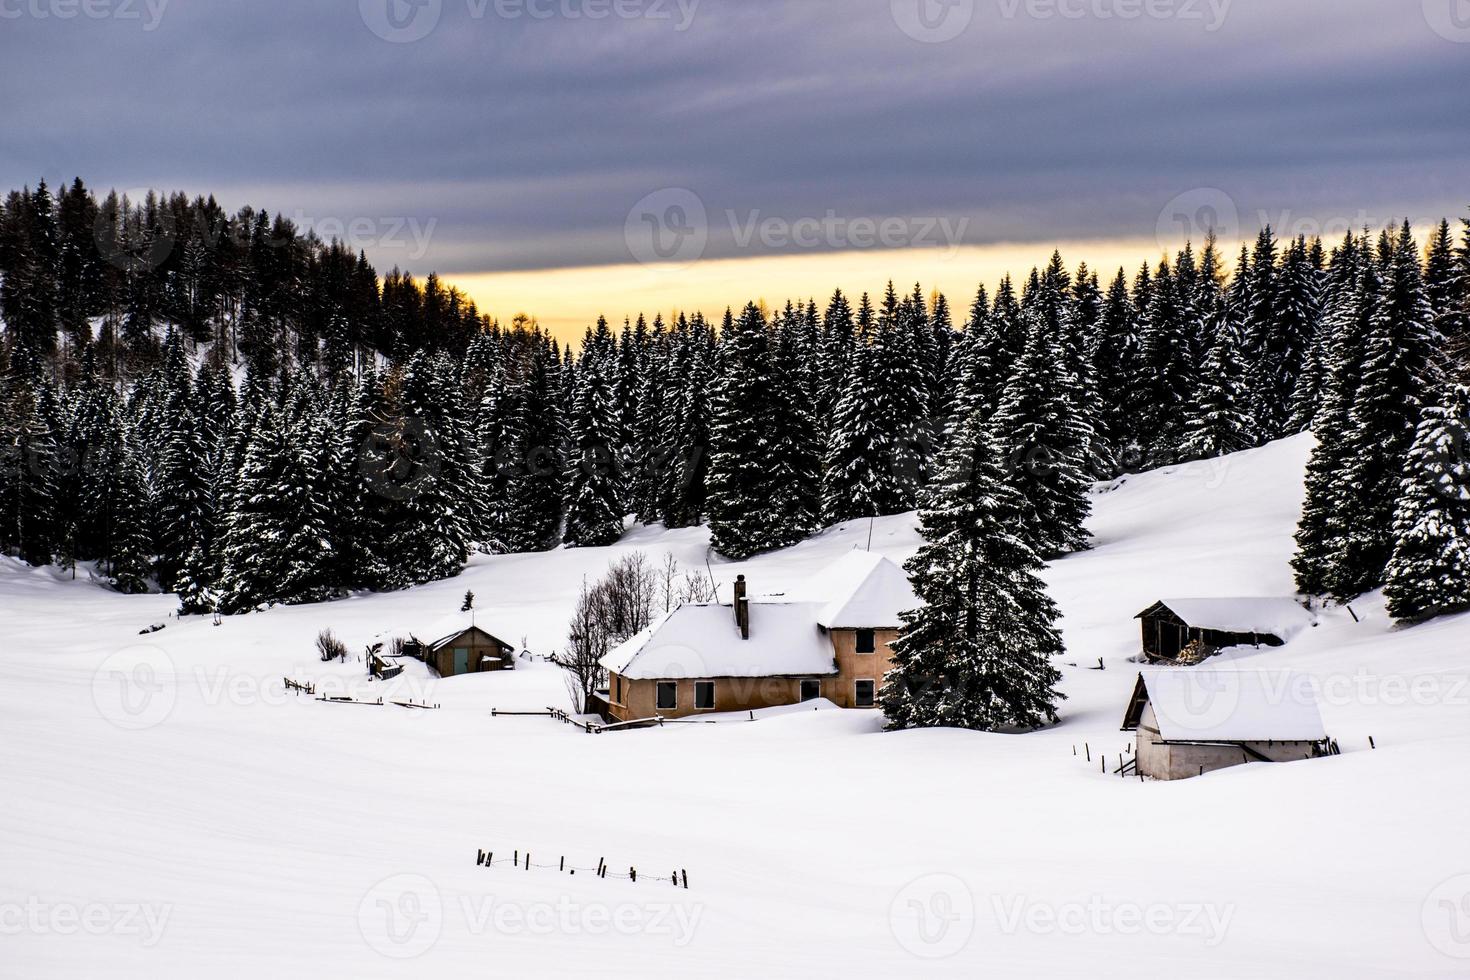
xmin=1135 ymin=598 xmax=1317 ymax=664
xmin=415 ymin=624 xmax=517 ymax=678
xmin=1122 ymin=669 xmax=1330 ymax=780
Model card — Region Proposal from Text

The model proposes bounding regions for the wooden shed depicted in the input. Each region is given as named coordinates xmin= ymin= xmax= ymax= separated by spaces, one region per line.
xmin=1122 ymin=669 xmax=1330 ymax=780
xmin=1136 ymin=598 xmax=1317 ymax=664
xmin=422 ymin=625 xmax=516 ymax=678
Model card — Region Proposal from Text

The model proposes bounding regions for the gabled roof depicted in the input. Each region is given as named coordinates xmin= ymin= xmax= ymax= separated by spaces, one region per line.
xmin=814 ymin=551 xmax=920 ymax=630
xmin=1122 ymin=669 xmax=1327 ymax=743
xmin=425 ymin=622 xmax=514 ymax=653
xmin=1136 ymin=598 xmax=1317 ymax=641
xmin=600 ymin=602 xmax=837 ymax=680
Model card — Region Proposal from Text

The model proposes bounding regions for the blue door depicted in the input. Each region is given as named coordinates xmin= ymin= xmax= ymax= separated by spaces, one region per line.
xmin=453 ymin=648 xmax=470 ymax=675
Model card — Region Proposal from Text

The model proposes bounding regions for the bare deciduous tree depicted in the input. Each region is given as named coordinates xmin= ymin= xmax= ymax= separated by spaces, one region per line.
xmin=561 ymin=551 xmax=691 ymax=713
xmin=562 ymin=577 xmax=612 ymax=714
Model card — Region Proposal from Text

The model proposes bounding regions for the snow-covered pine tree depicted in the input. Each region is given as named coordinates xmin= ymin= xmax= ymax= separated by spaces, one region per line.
xmin=820 ymin=336 xmax=886 ymax=524
xmin=656 ymin=314 xmax=713 ymax=528
xmin=1425 ymin=218 xmax=1468 ymax=378
xmin=989 ymin=274 xmax=1028 ymax=379
xmin=1241 ymin=226 xmax=1284 ymax=434
xmin=1293 ymin=233 xmax=1374 ymax=595
xmin=880 ymin=408 xmax=1065 ymax=732
xmin=1091 ymin=268 xmax=1139 ymax=462
xmin=816 ymin=289 xmax=855 ymax=433
xmin=763 ymin=305 xmax=821 ymax=547
xmin=1274 ymin=236 xmax=1327 ymax=433
xmin=336 ymin=369 xmax=394 ymax=591
xmin=871 ymin=287 xmax=932 ymax=508
xmin=1178 ymin=300 xmax=1254 ymax=461
xmin=707 ymin=303 xmax=782 ymax=558
xmin=216 ymin=387 xmax=339 ymax=613
xmin=948 ymin=284 xmax=1002 ymax=425
xmin=389 ymin=353 xmax=477 ymax=578
xmin=503 ymin=334 xmax=565 ymax=552
xmin=0 ymin=379 xmax=62 ymax=566
xmin=630 ymin=315 xmax=668 ymax=526
xmin=1328 ymin=221 xmax=1442 ymax=600
xmin=562 ymin=343 xmax=625 ymax=548
xmin=152 ymin=332 xmax=212 ymax=591
xmin=106 ymin=428 xmax=154 ymax=595
xmin=1455 ymin=211 xmax=1470 ymax=373
xmin=989 ymin=309 xmax=1094 ymax=559
xmin=1137 ymin=254 xmax=1194 ymax=464
xmin=1383 ymin=385 xmax=1470 ymax=622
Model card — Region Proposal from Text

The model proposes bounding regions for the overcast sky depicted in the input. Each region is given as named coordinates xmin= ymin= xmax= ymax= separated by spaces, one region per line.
xmin=2 ymin=0 xmax=1468 ymax=294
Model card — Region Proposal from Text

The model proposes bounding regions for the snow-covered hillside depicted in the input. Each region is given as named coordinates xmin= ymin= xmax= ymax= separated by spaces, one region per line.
xmin=3 ymin=434 xmax=1468 ymax=977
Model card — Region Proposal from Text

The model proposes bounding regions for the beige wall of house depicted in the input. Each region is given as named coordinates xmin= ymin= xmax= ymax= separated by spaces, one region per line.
xmin=828 ymin=627 xmax=899 ymax=710
xmin=603 ymin=626 xmax=901 ymax=722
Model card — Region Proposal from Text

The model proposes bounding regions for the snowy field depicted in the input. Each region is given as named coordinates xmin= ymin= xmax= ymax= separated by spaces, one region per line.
xmin=3 ymin=433 xmax=1469 ymax=977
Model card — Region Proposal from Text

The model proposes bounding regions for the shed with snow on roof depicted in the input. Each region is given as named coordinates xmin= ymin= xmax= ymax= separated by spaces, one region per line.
xmin=1136 ymin=598 xmax=1317 ymax=664
xmin=1121 ymin=669 xmax=1330 ymax=780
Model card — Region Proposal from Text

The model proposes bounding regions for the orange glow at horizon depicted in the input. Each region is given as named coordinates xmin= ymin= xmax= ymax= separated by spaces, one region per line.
xmin=447 ymin=237 xmax=1245 ymax=347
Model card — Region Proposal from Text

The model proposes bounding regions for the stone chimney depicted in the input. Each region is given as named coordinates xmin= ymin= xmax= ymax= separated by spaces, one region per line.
xmin=733 ymin=575 xmax=750 ymax=640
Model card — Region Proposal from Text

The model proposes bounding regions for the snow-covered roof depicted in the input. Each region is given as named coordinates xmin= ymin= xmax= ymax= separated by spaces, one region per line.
xmin=813 ymin=551 xmax=920 ymax=629
xmin=1124 ymin=669 xmax=1328 ymax=743
xmin=601 ymin=602 xmax=838 ymax=680
xmin=1138 ymin=598 xmax=1317 ymax=640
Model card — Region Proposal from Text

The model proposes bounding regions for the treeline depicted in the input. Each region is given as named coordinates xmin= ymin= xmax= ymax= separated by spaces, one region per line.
xmin=0 ymin=178 xmax=491 ymax=383
xmin=0 ymin=177 xmax=1466 ymax=622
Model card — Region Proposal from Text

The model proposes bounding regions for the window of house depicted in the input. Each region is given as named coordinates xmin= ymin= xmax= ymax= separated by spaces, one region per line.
xmin=614 ymin=675 xmax=623 ymax=704
xmin=695 ymin=681 xmax=715 ymax=710
xmin=855 ymin=679 xmax=876 ymax=707
xmin=656 ymin=681 xmax=677 ymax=711
xmin=855 ymin=629 xmax=876 ymax=654
xmin=800 ymin=679 xmax=821 ymax=702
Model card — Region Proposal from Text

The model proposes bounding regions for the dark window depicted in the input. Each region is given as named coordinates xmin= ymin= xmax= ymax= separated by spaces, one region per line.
xmin=614 ymin=676 xmax=623 ymax=704
xmin=800 ymin=679 xmax=821 ymax=702
xmin=855 ymin=629 xmax=876 ymax=654
xmin=695 ymin=682 xmax=715 ymax=710
xmin=656 ymin=681 xmax=677 ymax=711
xmin=855 ymin=679 xmax=876 ymax=707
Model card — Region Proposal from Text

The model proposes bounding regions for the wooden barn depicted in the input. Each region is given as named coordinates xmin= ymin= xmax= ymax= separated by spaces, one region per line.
xmin=1135 ymin=598 xmax=1317 ymax=664
xmin=1122 ymin=669 xmax=1330 ymax=780
xmin=411 ymin=624 xmax=516 ymax=678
